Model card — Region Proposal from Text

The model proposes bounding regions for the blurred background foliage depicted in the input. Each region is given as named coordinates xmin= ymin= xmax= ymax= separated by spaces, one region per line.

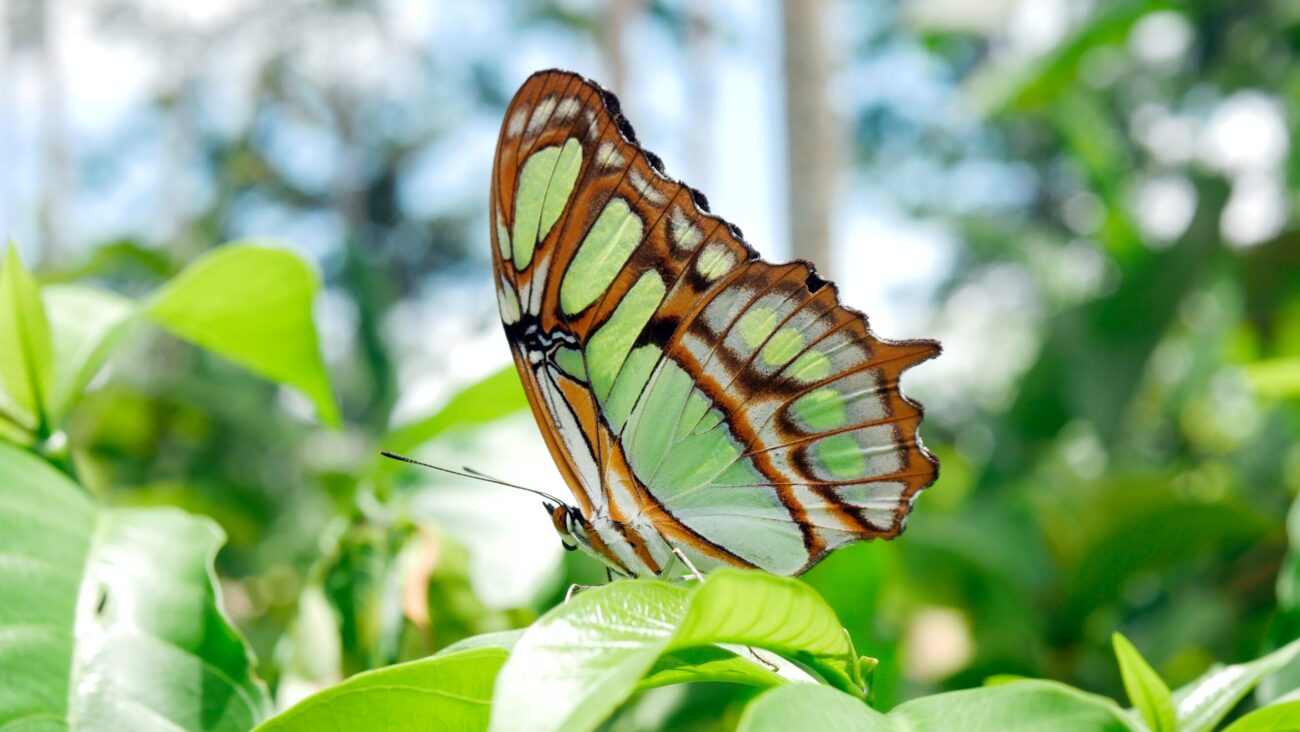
xmin=5 ymin=0 xmax=1300 ymax=724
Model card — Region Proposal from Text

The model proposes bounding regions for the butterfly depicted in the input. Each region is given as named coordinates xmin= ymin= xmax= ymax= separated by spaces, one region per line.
xmin=491 ymin=69 xmax=938 ymax=579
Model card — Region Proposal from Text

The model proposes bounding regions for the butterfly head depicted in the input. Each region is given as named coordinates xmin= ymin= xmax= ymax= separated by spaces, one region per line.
xmin=544 ymin=501 xmax=589 ymax=552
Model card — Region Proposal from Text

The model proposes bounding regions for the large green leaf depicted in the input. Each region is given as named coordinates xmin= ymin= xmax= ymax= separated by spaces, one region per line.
xmin=1173 ymin=637 xmax=1300 ymax=732
xmin=43 ymin=284 xmax=138 ymax=424
xmin=889 ymin=681 xmax=1140 ymax=731
xmin=145 ymin=242 xmax=338 ymax=426
xmin=0 ymin=442 xmax=269 ymax=730
xmin=488 ymin=570 xmax=863 ymax=732
xmin=256 ymin=647 xmax=506 ymax=732
xmin=737 ymin=680 xmax=1140 ymax=731
xmin=1113 ymin=632 xmax=1175 ymax=732
xmin=0 ymin=245 xmax=54 ymax=432
xmin=737 ymin=685 xmax=887 ymax=731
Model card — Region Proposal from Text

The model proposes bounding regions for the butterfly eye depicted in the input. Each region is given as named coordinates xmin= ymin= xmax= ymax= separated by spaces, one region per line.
xmin=547 ymin=503 xmax=571 ymax=538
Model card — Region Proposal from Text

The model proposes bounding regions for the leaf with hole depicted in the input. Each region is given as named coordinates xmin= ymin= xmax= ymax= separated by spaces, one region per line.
xmin=0 ymin=442 xmax=269 ymax=730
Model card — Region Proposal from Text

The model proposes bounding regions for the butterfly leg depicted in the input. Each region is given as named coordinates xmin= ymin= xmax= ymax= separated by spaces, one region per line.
xmin=672 ymin=546 xmax=705 ymax=583
xmin=561 ymin=582 xmax=611 ymax=603
xmin=564 ymin=583 xmax=601 ymax=602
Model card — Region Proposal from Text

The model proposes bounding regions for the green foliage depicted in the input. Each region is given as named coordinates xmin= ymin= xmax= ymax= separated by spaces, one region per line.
xmin=1171 ymin=638 xmax=1300 ymax=732
xmin=7 ymin=0 xmax=1300 ymax=728
xmin=260 ymin=567 xmax=1300 ymax=730
xmin=145 ymin=242 xmax=338 ymax=426
xmin=738 ymin=685 xmax=888 ymax=731
xmin=738 ymin=681 xmax=1144 ymax=732
xmin=0 ymin=442 xmax=269 ymax=730
xmin=379 ymin=365 xmax=527 ymax=464
xmin=0 ymin=245 xmax=54 ymax=434
xmin=0 ymin=240 xmax=338 ymax=730
xmin=1114 ymin=632 xmax=1176 ymax=731
xmin=1221 ymin=701 xmax=1300 ymax=732
xmin=256 ymin=648 xmax=505 ymax=731
xmin=43 ymin=285 xmax=136 ymax=424
xmin=488 ymin=570 xmax=862 ymax=732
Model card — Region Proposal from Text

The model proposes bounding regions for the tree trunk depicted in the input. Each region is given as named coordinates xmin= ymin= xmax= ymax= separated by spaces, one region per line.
xmin=602 ymin=0 xmax=636 ymax=97
xmin=781 ymin=0 xmax=838 ymax=274
xmin=36 ymin=0 xmax=69 ymax=264
xmin=685 ymin=0 xmax=715 ymax=190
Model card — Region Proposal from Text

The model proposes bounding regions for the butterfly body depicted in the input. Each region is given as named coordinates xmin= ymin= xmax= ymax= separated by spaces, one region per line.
xmin=492 ymin=70 xmax=939 ymax=578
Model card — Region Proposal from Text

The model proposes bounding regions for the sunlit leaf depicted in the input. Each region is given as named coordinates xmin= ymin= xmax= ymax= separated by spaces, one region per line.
xmin=275 ymin=582 xmax=343 ymax=707
xmin=1245 ymin=357 xmax=1300 ymax=398
xmin=256 ymin=648 xmax=506 ymax=731
xmin=640 ymin=646 xmax=790 ymax=691
xmin=43 ymin=284 xmax=138 ymax=423
xmin=437 ymin=629 xmax=525 ymax=656
xmin=888 ymin=680 xmax=1141 ymax=731
xmin=0 ymin=442 xmax=270 ymax=730
xmin=738 ymin=685 xmax=887 ymax=731
xmin=1173 ymin=637 xmax=1300 ymax=732
xmin=0 ymin=244 xmax=54 ymax=431
xmin=1112 ymin=632 xmax=1175 ymax=732
xmin=489 ymin=570 xmax=861 ymax=732
xmin=739 ymin=680 xmax=1141 ymax=731
xmin=0 ymin=412 xmax=32 ymax=446
xmin=1221 ymin=700 xmax=1300 ymax=732
xmin=145 ymin=241 xmax=338 ymax=426
xmin=380 ymin=365 xmax=528 ymax=457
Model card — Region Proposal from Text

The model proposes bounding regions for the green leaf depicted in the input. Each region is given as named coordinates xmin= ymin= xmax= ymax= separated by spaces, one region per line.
xmin=43 ymin=284 xmax=138 ymax=423
xmin=674 ymin=571 xmax=861 ymax=690
xmin=640 ymin=646 xmax=790 ymax=692
xmin=0 ymin=441 xmax=270 ymax=730
xmin=437 ymin=629 xmax=526 ymax=656
xmin=1222 ymin=701 xmax=1300 ymax=732
xmin=0 ymin=244 xmax=54 ymax=431
xmin=0 ymin=411 xmax=32 ymax=446
xmin=1246 ymin=357 xmax=1300 ymax=398
xmin=738 ymin=685 xmax=888 ymax=731
xmin=488 ymin=570 xmax=862 ymax=732
xmin=1260 ymin=496 xmax=1300 ymax=704
xmin=145 ymin=241 xmax=338 ymax=426
xmin=1173 ymin=637 xmax=1300 ymax=732
xmin=739 ymin=680 xmax=1141 ymax=732
xmin=888 ymin=680 xmax=1141 ymax=731
xmin=255 ymin=648 xmax=506 ymax=731
xmin=380 ymin=365 xmax=528 ymax=457
xmin=1113 ymin=632 xmax=1175 ymax=731
xmin=978 ymin=1 xmax=1168 ymax=113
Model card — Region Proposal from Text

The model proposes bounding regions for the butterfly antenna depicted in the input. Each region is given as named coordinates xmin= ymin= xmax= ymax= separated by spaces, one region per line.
xmin=380 ymin=451 xmax=569 ymax=507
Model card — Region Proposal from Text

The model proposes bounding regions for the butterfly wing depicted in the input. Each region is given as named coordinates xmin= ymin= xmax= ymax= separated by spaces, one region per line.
xmin=491 ymin=70 xmax=938 ymax=576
